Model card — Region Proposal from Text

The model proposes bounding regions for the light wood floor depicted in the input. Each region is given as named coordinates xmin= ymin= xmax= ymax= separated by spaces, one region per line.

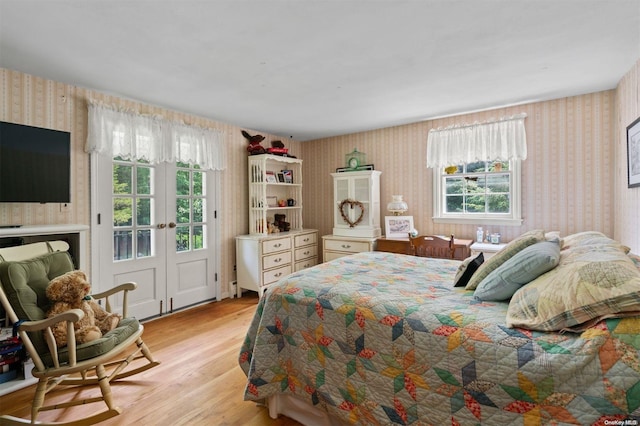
xmin=0 ymin=293 xmax=302 ymax=425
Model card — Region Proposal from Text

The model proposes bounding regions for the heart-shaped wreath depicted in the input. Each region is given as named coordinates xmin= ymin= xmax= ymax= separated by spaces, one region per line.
xmin=338 ymin=199 xmax=365 ymax=228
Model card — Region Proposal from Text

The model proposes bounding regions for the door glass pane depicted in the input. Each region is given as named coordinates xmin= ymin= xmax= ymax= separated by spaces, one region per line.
xmin=176 ymin=198 xmax=190 ymax=223
xmin=176 ymin=226 xmax=189 ymax=252
xmin=112 ymin=156 xmax=155 ymax=262
xmin=114 ymin=230 xmax=132 ymax=261
xmin=174 ymin=163 xmax=207 ymax=253
xmin=193 ymin=171 xmax=203 ymax=196
xmin=137 ymin=198 xmax=152 ymax=226
xmin=137 ymin=166 xmax=152 ymax=195
xmin=176 ymin=170 xmax=190 ymax=195
xmin=193 ymin=225 xmax=204 ymax=250
xmin=193 ymin=198 xmax=204 ymax=222
xmin=137 ymin=229 xmax=152 ymax=257
xmin=113 ymin=198 xmax=133 ymax=226
xmin=113 ymin=164 xmax=132 ymax=194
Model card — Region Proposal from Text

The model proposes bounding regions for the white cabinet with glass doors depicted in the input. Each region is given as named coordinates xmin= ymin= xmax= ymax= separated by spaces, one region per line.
xmin=331 ymin=170 xmax=382 ymax=238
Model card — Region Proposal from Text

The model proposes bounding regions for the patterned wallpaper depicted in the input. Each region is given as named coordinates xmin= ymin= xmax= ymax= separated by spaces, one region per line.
xmin=301 ymin=91 xmax=618 ymax=253
xmin=614 ymin=58 xmax=640 ymax=254
xmin=1 ymin=60 xmax=638 ymax=297
xmin=0 ymin=67 xmax=302 ymax=298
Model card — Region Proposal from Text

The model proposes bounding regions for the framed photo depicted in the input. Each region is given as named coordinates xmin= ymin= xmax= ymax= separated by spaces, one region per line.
xmin=627 ymin=116 xmax=640 ymax=188
xmin=276 ymin=172 xmax=286 ymax=183
xmin=281 ymin=169 xmax=293 ymax=183
xmin=265 ymin=171 xmax=277 ymax=183
xmin=336 ymin=164 xmax=375 ymax=173
xmin=266 ymin=196 xmax=277 ymax=207
xmin=384 ymin=216 xmax=414 ymax=239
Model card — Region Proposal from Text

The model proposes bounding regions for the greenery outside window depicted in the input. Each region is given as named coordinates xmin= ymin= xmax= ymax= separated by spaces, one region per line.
xmin=433 ymin=159 xmax=523 ymax=226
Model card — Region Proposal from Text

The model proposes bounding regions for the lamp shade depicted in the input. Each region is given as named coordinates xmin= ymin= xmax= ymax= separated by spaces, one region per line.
xmin=387 ymin=195 xmax=408 ymax=215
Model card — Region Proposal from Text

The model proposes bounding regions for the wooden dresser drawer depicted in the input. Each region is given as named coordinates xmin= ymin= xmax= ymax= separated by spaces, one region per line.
xmin=324 ymin=239 xmax=371 ymax=253
xmin=262 ymin=251 xmax=292 ymax=270
xmin=295 ymin=245 xmax=317 ymax=261
xmin=262 ymin=265 xmax=292 ymax=286
xmin=295 ymin=257 xmax=318 ymax=271
xmin=295 ymin=232 xmax=317 ymax=247
xmin=262 ymin=237 xmax=291 ymax=254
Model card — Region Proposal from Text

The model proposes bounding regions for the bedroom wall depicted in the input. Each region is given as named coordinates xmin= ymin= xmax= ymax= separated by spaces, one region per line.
xmin=0 ymin=67 xmax=302 ymax=298
xmin=614 ymin=58 xmax=640 ymax=254
xmin=301 ymin=90 xmax=617 ymax=253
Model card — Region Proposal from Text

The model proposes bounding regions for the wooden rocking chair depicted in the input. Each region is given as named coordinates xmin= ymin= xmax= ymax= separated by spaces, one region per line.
xmin=0 ymin=242 xmax=160 ymax=425
xmin=408 ymin=234 xmax=456 ymax=259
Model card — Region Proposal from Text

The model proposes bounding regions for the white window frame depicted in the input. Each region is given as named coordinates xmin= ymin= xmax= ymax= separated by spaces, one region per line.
xmin=432 ymin=159 xmax=523 ymax=226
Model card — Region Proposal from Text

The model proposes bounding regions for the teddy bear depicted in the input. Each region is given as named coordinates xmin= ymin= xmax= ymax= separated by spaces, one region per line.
xmin=46 ymin=270 xmax=121 ymax=348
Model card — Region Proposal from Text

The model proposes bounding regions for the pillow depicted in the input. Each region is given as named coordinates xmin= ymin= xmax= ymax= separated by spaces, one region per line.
xmin=453 ymin=253 xmax=484 ymax=287
xmin=465 ymin=229 xmax=545 ymax=290
xmin=561 ymin=231 xmax=630 ymax=254
xmin=506 ymin=239 xmax=640 ymax=331
xmin=473 ymin=239 xmax=560 ymax=301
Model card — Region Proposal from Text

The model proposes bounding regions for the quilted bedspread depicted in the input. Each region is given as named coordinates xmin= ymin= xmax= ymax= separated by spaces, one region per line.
xmin=239 ymin=252 xmax=640 ymax=425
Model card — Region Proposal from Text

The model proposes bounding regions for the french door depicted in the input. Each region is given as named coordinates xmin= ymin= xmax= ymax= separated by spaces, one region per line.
xmin=91 ymin=155 xmax=218 ymax=320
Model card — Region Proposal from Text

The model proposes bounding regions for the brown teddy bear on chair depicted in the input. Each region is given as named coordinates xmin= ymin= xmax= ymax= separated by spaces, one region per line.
xmin=46 ymin=271 xmax=121 ymax=348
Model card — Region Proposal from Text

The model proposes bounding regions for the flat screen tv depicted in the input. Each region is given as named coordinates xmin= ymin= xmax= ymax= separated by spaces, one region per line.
xmin=0 ymin=121 xmax=71 ymax=203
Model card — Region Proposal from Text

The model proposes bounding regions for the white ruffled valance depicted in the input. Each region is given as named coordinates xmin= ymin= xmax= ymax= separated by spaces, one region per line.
xmin=86 ymin=103 xmax=226 ymax=171
xmin=426 ymin=113 xmax=527 ymax=168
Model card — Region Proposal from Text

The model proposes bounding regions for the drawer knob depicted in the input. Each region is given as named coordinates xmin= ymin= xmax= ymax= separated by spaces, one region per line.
xmin=273 ymin=243 xmax=282 ymax=248
xmin=274 ymin=258 xmax=282 ymax=263
xmin=303 ymin=238 xmax=309 ymax=242
xmin=303 ymin=251 xmax=310 ymax=255
xmin=341 ymin=244 xmax=351 ymax=249
xmin=275 ymin=272 xmax=282 ymax=277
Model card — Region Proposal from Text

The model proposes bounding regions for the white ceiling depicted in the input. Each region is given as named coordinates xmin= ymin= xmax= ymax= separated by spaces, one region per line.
xmin=1 ymin=0 xmax=639 ymax=141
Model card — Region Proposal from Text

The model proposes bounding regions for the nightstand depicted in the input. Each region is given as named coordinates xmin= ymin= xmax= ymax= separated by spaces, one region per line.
xmin=470 ymin=242 xmax=507 ymax=260
xmin=376 ymin=236 xmax=473 ymax=260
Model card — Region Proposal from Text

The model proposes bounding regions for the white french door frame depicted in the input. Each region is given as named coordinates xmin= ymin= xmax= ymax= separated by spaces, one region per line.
xmin=89 ymin=154 xmax=221 ymax=320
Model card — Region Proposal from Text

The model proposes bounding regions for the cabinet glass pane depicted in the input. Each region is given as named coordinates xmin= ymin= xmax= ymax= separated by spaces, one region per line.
xmin=354 ymin=177 xmax=370 ymax=201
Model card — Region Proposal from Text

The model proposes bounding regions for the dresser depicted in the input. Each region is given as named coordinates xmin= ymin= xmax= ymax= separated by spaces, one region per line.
xmin=236 ymin=229 xmax=318 ymax=297
xmin=322 ymin=235 xmax=377 ymax=262
xmin=376 ymin=236 xmax=473 ymax=260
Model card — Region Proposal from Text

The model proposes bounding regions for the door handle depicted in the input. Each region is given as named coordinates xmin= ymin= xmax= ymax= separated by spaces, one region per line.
xmin=168 ymin=222 xmax=177 ymax=228
xmin=157 ymin=223 xmax=166 ymax=229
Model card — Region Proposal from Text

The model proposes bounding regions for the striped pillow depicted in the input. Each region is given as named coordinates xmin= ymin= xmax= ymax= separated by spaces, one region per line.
xmin=465 ymin=229 xmax=545 ymax=290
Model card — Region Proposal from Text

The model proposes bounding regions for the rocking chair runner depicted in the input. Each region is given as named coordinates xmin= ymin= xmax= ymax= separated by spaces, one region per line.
xmin=0 ymin=242 xmax=160 ymax=425
xmin=408 ymin=234 xmax=456 ymax=259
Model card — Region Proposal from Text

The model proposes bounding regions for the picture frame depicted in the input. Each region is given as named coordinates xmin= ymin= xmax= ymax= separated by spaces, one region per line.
xmin=336 ymin=164 xmax=375 ymax=173
xmin=265 ymin=171 xmax=277 ymax=183
xmin=281 ymin=169 xmax=293 ymax=183
xmin=384 ymin=216 xmax=414 ymax=239
xmin=276 ymin=172 xmax=286 ymax=183
xmin=266 ymin=196 xmax=277 ymax=207
xmin=627 ymin=116 xmax=640 ymax=188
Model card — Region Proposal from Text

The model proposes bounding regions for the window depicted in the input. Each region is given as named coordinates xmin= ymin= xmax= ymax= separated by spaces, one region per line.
xmin=433 ymin=159 xmax=522 ymax=226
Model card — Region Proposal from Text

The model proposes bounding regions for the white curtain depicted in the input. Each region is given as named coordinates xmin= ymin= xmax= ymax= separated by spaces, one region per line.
xmin=426 ymin=113 xmax=527 ymax=168
xmin=86 ymin=103 xmax=226 ymax=170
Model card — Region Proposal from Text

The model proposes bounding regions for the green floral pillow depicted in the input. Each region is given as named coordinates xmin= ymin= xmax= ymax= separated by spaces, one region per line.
xmin=465 ymin=229 xmax=545 ymax=290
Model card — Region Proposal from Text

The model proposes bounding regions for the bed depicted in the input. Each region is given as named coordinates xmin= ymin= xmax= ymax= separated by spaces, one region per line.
xmin=239 ymin=231 xmax=640 ymax=424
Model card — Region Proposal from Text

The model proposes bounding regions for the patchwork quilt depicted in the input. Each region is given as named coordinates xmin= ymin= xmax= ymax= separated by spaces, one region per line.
xmin=239 ymin=251 xmax=640 ymax=425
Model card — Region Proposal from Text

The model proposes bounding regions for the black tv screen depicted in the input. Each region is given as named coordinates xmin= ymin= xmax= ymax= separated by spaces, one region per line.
xmin=0 ymin=121 xmax=71 ymax=203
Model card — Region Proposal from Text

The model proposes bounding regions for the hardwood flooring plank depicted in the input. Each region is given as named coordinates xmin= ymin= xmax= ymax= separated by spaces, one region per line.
xmin=0 ymin=294 xmax=301 ymax=425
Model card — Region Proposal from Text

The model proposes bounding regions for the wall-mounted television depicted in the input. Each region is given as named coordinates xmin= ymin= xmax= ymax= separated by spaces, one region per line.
xmin=0 ymin=121 xmax=71 ymax=203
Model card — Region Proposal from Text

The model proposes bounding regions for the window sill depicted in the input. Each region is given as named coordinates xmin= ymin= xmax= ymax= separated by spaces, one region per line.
xmin=433 ymin=217 xmax=523 ymax=226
